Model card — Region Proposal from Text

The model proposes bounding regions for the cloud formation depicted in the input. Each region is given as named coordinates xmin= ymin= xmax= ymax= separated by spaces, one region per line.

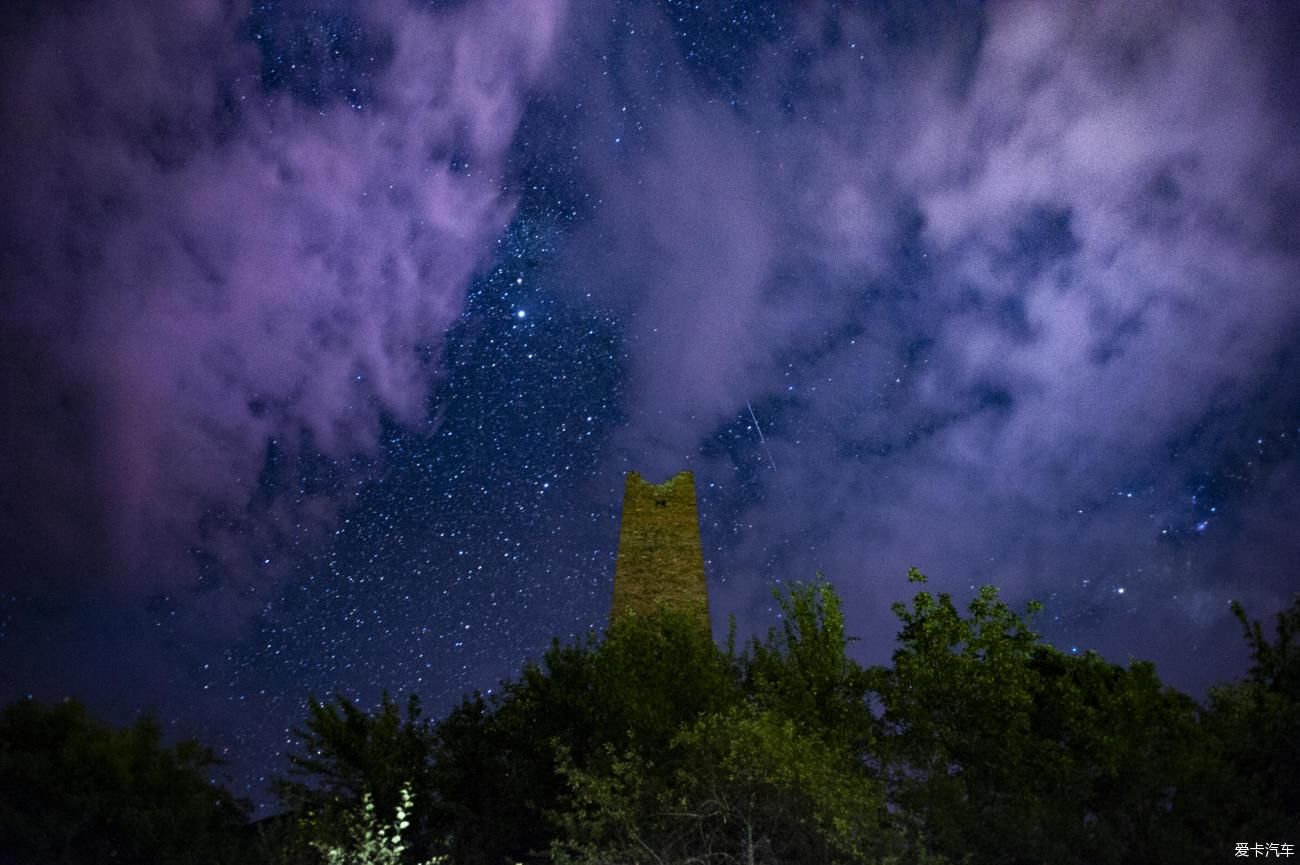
xmin=565 ymin=1 xmax=1299 ymax=684
xmin=0 ymin=0 xmax=564 ymax=625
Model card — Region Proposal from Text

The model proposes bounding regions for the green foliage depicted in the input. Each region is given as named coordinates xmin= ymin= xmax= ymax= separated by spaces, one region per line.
xmin=0 ymin=697 xmax=251 ymax=865
xmin=551 ymin=705 xmax=888 ymax=865
xmin=426 ymin=691 xmax=529 ymax=865
xmin=546 ymin=741 xmax=657 ymax=864
xmin=276 ymin=691 xmax=436 ymax=863
xmin=671 ymin=705 xmax=888 ymax=864
xmin=256 ymin=575 xmax=1300 ymax=865
xmin=744 ymin=577 xmax=876 ymax=755
xmin=539 ymin=586 xmax=890 ymax=865
xmin=592 ymin=605 xmax=744 ymax=752
xmin=308 ymin=783 xmax=442 ymax=865
xmin=32 ymin=566 xmax=1265 ymax=865
xmin=427 ymin=606 xmax=745 ymax=864
xmin=1234 ymin=593 xmax=1300 ymax=697
xmin=873 ymin=568 xmax=1207 ymax=865
xmin=561 ymin=594 xmax=889 ymax=862
xmin=1188 ymin=594 xmax=1300 ymax=848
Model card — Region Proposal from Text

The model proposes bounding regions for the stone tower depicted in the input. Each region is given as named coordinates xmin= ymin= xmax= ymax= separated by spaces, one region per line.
xmin=611 ymin=470 xmax=711 ymax=633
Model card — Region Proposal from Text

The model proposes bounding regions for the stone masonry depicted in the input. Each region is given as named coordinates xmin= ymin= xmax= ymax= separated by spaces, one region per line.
xmin=610 ymin=470 xmax=711 ymax=634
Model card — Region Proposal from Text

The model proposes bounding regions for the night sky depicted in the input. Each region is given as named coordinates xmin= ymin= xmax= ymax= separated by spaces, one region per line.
xmin=2 ymin=0 xmax=1298 ymax=810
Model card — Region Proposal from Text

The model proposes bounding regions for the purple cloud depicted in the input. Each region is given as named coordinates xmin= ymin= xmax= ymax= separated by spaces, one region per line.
xmin=0 ymin=0 xmax=565 ymax=626
xmin=566 ymin=1 xmax=1298 ymax=687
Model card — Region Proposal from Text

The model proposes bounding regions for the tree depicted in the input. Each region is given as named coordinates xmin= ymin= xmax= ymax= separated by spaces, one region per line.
xmin=546 ymin=583 xmax=896 ymax=865
xmin=428 ymin=606 xmax=744 ymax=863
xmin=742 ymin=578 xmax=877 ymax=758
xmin=673 ymin=705 xmax=890 ymax=865
xmin=276 ymin=691 xmax=436 ymax=862
xmin=429 ymin=687 xmax=555 ymax=864
xmin=590 ymin=605 xmax=744 ymax=756
xmin=552 ymin=704 xmax=891 ymax=865
xmin=872 ymin=568 xmax=1202 ymax=865
xmin=0 ymin=697 xmax=251 ymax=865
xmin=308 ymin=783 xmax=442 ymax=865
xmin=1186 ymin=594 xmax=1300 ymax=849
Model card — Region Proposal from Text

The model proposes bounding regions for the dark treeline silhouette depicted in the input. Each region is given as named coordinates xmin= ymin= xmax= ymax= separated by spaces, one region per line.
xmin=2 ymin=570 xmax=1297 ymax=864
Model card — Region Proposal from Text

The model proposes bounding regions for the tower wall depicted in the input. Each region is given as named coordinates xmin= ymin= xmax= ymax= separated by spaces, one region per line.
xmin=611 ymin=471 xmax=710 ymax=632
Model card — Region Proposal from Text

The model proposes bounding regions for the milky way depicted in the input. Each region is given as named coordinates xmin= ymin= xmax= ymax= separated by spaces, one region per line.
xmin=2 ymin=0 xmax=1297 ymax=807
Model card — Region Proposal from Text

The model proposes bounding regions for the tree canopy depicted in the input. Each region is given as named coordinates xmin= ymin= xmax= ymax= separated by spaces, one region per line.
xmin=3 ymin=576 xmax=1297 ymax=864
xmin=0 ymin=697 xmax=251 ymax=865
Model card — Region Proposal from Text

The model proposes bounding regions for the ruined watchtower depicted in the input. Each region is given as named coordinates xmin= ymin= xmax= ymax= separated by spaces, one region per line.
xmin=611 ymin=471 xmax=711 ymax=633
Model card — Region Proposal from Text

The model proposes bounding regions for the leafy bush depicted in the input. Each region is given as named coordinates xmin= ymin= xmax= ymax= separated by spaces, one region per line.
xmin=308 ymin=783 xmax=440 ymax=865
xmin=0 ymin=698 xmax=251 ymax=865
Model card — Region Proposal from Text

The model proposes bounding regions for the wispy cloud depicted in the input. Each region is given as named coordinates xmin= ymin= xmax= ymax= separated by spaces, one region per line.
xmin=0 ymin=0 xmax=565 ymax=629
xmin=563 ymin=1 xmax=1299 ymax=685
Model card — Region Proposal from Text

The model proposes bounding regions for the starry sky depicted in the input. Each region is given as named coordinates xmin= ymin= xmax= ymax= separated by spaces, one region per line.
xmin=2 ymin=0 xmax=1298 ymax=808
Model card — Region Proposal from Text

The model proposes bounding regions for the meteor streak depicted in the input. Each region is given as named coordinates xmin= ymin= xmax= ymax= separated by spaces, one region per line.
xmin=746 ymin=400 xmax=778 ymax=472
